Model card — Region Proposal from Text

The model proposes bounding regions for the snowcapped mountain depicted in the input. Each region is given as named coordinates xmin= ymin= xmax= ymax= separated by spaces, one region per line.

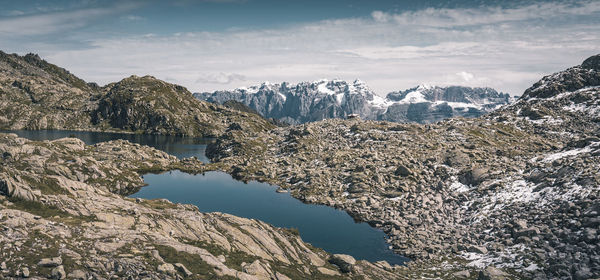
xmin=381 ymin=85 xmax=513 ymax=123
xmin=194 ymin=79 xmax=513 ymax=124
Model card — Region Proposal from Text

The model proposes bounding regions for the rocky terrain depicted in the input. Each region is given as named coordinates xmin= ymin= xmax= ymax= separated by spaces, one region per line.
xmin=195 ymin=80 xmax=512 ymax=124
xmin=2 ymin=48 xmax=598 ymax=279
xmin=206 ymin=55 xmax=600 ymax=279
xmin=0 ymin=133 xmax=403 ymax=279
xmin=0 ymin=51 xmax=272 ymax=137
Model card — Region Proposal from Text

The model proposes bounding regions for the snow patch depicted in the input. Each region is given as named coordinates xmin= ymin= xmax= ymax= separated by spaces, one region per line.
xmin=398 ymin=90 xmax=428 ymax=104
xmin=542 ymin=142 xmax=598 ymax=162
xmin=277 ymin=92 xmax=287 ymax=102
xmin=369 ymin=94 xmax=392 ymax=108
xmin=450 ymin=181 xmax=470 ymax=193
xmin=434 ymin=101 xmax=481 ymax=109
xmin=317 ymin=81 xmax=336 ymax=95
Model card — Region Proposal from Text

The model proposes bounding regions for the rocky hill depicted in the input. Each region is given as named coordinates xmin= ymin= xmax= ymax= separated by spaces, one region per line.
xmin=0 ymin=51 xmax=272 ymax=137
xmin=0 ymin=133 xmax=399 ymax=279
xmin=194 ymin=80 xmax=512 ymax=124
xmin=206 ymin=54 xmax=600 ymax=279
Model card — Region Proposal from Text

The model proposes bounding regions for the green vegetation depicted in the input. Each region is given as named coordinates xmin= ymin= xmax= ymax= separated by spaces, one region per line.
xmin=21 ymin=175 xmax=68 ymax=196
xmin=155 ymin=244 xmax=235 ymax=279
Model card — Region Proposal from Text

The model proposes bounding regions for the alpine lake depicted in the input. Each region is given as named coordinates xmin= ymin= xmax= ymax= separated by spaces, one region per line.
xmin=4 ymin=130 xmax=407 ymax=265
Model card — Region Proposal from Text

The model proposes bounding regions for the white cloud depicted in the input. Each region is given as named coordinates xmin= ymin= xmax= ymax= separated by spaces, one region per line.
xmin=121 ymin=15 xmax=145 ymax=21
xmin=196 ymin=72 xmax=246 ymax=84
xmin=7 ymin=10 xmax=25 ymax=16
xmin=11 ymin=1 xmax=599 ymax=97
xmin=371 ymin=1 xmax=600 ymax=27
xmin=0 ymin=2 xmax=139 ymax=36
xmin=456 ymin=72 xmax=475 ymax=82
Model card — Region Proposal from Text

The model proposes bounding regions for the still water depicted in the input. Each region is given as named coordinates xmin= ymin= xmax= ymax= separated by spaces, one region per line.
xmin=4 ymin=130 xmax=407 ymax=265
xmin=133 ymin=170 xmax=407 ymax=265
xmin=2 ymin=130 xmax=212 ymax=162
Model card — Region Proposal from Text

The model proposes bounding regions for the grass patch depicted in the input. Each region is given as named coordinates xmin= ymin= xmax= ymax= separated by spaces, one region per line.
xmin=155 ymin=244 xmax=236 ymax=279
xmin=7 ymin=197 xmax=97 ymax=225
xmin=8 ymin=197 xmax=70 ymax=218
xmin=139 ymin=199 xmax=178 ymax=210
xmin=21 ymin=175 xmax=68 ymax=195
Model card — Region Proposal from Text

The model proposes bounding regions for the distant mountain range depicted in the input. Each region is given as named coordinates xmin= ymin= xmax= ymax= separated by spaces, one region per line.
xmin=194 ymin=80 xmax=513 ymax=124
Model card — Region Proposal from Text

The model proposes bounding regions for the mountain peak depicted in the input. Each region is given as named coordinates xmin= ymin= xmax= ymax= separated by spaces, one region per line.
xmin=581 ymin=54 xmax=600 ymax=70
xmin=521 ymin=53 xmax=600 ymax=100
xmin=196 ymin=80 xmax=511 ymax=124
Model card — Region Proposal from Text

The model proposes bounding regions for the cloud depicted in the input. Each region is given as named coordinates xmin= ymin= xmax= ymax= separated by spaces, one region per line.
xmin=456 ymin=72 xmax=474 ymax=82
xmin=14 ymin=0 xmax=599 ymax=97
xmin=196 ymin=72 xmax=247 ymax=84
xmin=7 ymin=10 xmax=25 ymax=16
xmin=0 ymin=2 xmax=139 ymax=36
xmin=121 ymin=15 xmax=144 ymax=21
xmin=370 ymin=1 xmax=600 ymax=27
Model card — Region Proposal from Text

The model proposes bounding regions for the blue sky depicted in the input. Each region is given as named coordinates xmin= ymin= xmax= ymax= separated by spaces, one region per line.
xmin=0 ymin=0 xmax=599 ymax=95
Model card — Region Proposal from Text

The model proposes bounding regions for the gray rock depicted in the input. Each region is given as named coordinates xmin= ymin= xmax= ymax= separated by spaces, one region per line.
xmin=51 ymin=265 xmax=66 ymax=280
xmin=575 ymin=266 xmax=592 ymax=280
xmin=174 ymin=263 xmax=192 ymax=277
xmin=581 ymin=54 xmax=600 ymax=70
xmin=468 ymin=245 xmax=488 ymax=254
xmin=157 ymin=263 xmax=176 ymax=275
xmin=329 ymin=254 xmax=356 ymax=273
xmin=478 ymin=266 xmax=508 ymax=280
xmin=67 ymin=270 xmax=87 ymax=279
xmin=38 ymin=256 xmax=62 ymax=267
xmin=453 ymin=270 xmax=471 ymax=278
xmin=395 ymin=165 xmax=412 ymax=177
xmin=19 ymin=267 xmax=29 ymax=278
xmin=151 ymin=250 xmax=164 ymax=263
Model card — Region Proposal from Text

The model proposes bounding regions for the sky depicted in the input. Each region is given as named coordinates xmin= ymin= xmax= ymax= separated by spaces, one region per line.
xmin=0 ymin=0 xmax=598 ymax=96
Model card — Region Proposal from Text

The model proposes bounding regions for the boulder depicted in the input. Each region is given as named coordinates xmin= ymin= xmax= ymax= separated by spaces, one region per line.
xmin=157 ymin=263 xmax=176 ymax=275
xmin=19 ymin=267 xmax=29 ymax=278
xmin=317 ymin=267 xmax=341 ymax=276
xmin=453 ymin=270 xmax=471 ymax=278
xmin=468 ymin=245 xmax=488 ymax=254
xmin=478 ymin=266 xmax=508 ymax=280
xmin=174 ymin=263 xmax=193 ymax=277
xmin=38 ymin=256 xmax=62 ymax=267
xmin=67 ymin=270 xmax=87 ymax=279
xmin=395 ymin=165 xmax=412 ymax=177
xmin=329 ymin=254 xmax=356 ymax=273
xmin=243 ymin=260 xmax=271 ymax=277
xmin=581 ymin=54 xmax=600 ymax=70
xmin=275 ymin=271 xmax=293 ymax=280
xmin=51 ymin=265 xmax=66 ymax=280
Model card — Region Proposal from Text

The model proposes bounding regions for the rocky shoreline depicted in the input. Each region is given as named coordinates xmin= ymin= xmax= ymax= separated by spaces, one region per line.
xmin=0 ymin=133 xmax=406 ymax=279
xmin=1 ymin=50 xmax=598 ymax=279
xmin=205 ymin=56 xmax=600 ymax=279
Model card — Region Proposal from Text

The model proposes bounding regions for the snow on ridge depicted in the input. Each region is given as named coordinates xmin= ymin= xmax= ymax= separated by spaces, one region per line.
xmin=230 ymin=80 xmax=510 ymax=113
xmin=398 ymin=89 xmax=428 ymax=104
xmin=369 ymin=94 xmax=392 ymax=108
xmin=317 ymin=82 xmax=336 ymax=95
xmin=235 ymin=86 xmax=259 ymax=94
xmin=542 ymin=142 xmax=599 ymax=163
xmin=277 ymin=92 xmax=287 ymax=102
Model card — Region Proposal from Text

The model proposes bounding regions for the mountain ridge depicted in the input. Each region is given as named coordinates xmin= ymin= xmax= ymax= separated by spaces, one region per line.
xmin=194 ymin=79 xmax=513 ymax=124
xmin=0 ymin=51 xmax=273 ymax=136
xmin=205 ymin=54 xmax=600 ymax=279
